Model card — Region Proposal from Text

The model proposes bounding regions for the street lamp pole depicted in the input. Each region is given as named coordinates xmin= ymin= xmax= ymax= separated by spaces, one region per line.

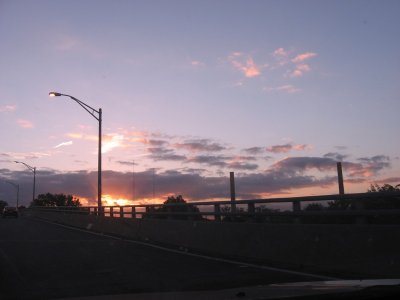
xmin=14 ymin=161 xmax=35 ymax=204
xmin=49 ymin=92 xmax=102 ymax=212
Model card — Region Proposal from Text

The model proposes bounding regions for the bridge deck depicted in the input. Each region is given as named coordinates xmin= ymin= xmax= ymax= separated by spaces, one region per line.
xmin=0 ymin=216 xmax=329 ymax=299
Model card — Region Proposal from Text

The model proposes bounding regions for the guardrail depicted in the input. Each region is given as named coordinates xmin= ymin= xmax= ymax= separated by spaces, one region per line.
xmin=30 ymin=191 xmax=400 ymax=224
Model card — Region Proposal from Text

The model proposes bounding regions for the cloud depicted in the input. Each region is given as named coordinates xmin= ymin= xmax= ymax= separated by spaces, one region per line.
xmin=116 ymin=161 xmax=138 ymax=166
xmin=273 ymin=47 xmax=288 ymax=58
xmin=173 ymin=139 xmax=226 ymax=152
xmin=289 ymin=63 xmax=311 ymax=78
xmin=1 ymin=151 xmax=50 ymax=160
xmin=272 ymin=48 xmax=290 ymax=67
xmin=54 ymin=141 xmax=73 ymax=149
xmin=152 ymin=153 xmax=187 ymax=162
xmin=265 ymin=84 xmax=301 ymax=93
xmin=348 ymin=155 xmax=391 ymax=177
xmin=228 ymin=53 xmax=262 ymax=78
xmin=293 ymin=144 xmax=311 ymax=151
xmin=227 ymin=162 xmax=258 ymax=170
xmin=271 ymin=157 xmax=337 ymax=175
xmin=67 ymin=133 xmax=97 ymax=141
xmin=374 ymin=177 xmax=400 ymax=185
xmin=137 ymin=138 xmax=169 ymax=146
xmin=67 ymin=132 xmax=126 ymax=153
xmin=242 ymin=147 xmax=264 ymax=155
xmin=357 ymin=155 xmax=389 ymax=164
xmin=266 ymin=143 xmax=310 ymax=153
xmin=271 ymin=155 xmax=390 ymax=179
xmin=147 ymin=147 xmax=172 ymax=155
xmin=186 ymin=154 xmax=260 ymax=170
xmin=0 ymin=168 xmax=334 ymax=205
xmin=0 ymin=104 xmax=16 ymax=113
xmin=102 ymin=134 xmax=126 ymax=153
xmin=187 ymin=155 xmax=231 ymax=167
xmin=17 ymin=119 xmax=34 ymax=128
xmin=292 ymin=52 xmax=317 ymax=63
xmin=266 ymin=144 xmax=293 ymax=153
xmin=323 ymin=152 xmax=348 ymax=161
xmin=231 ymin=155 xmax=257 ymax=162
xmin=148 ymin=139 xmax=169 ymax=146
xmin=0 ymin=154 xmax=391 ymax=206
xmin=147 ymin=147 xmax=187 ymax=161
xmin=191 ymin=60 xmax=205 ymax=67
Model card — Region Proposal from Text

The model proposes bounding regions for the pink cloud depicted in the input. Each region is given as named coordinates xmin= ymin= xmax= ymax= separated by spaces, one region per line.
xmin=0 ymin=104 xmax=16 ymax=113
xmin=232 ymin=57 xmax=261 ymax=78
xmin=17 ymin=119 xmax=33 ymax=128
xmin=289 ymin=64 xmax=311 ymax=78
xmin=265 ymin=84 xmax=300 ymax=94
xmin=292 ymin=52 xmax=317 ymax=63
xmin=293 ymin=144 xmax=312 ymax=151
xmin=54 ymin=141 xmax=73 ymax=149
xmin=229 ymin=53 xmax=262 ymax=78
xmin=297 ymin=64 xmax=311 ymax=72
xmin=273 ymin=47 xmax=288 ymax=58
xmin=266 ymin=143 xmax=311 ymax=153
xmin=102 ymin=134 xmax=125 ymax=153
xmin=266 ymin=144 xmax=293 ymax=153
xmin=67 ymin=132 xmax=97 ymax=141
xmin=191 ymin=60 xmax=205 ymax=67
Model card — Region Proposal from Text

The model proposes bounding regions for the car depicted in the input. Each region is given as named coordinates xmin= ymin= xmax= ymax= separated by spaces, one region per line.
xmin=2 ymin=206 xmax=18 ymax=218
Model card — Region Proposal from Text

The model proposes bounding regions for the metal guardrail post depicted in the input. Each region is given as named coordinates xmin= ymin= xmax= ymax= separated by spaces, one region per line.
xmin=214 ymin=204 xmax=221 ymax=221
xmin=292 ymin=201 xmax=301 ymax=211
xmin=110 ymin=207 xmax=114 ymax=218
xmin=248 ymin=203 xmax=255 ymax=221
xmin=120 ymin=206 xmax=124 ymax=218
xmin=167 ymin=206 xmax=173 ymax=220
xmin=132 ymin=207 xmax=136 ymax=219
xmin=292 ymin=201 xmax=301 ymax=224
xmin=354 ymin=199 xmax=366 ymax=224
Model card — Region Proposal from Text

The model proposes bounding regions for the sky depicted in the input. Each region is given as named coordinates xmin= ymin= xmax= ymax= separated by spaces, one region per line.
xmin=1 ymin=0 xmax=400 ymax=207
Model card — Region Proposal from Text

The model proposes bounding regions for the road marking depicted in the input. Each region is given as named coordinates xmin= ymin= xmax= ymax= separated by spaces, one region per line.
xmin=33 ymin=218 xmax=339 ymax=281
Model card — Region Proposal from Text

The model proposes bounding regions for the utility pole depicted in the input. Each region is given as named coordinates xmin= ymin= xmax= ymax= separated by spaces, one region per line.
xmin=230 ymin=172 xmax=236 ymax=213
xmin=337 ymin=162 xmax=345 ymax=195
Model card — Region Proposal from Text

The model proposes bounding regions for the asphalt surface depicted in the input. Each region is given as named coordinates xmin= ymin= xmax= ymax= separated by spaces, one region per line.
xmin=1 ymin=216 xmax=327 ymax=299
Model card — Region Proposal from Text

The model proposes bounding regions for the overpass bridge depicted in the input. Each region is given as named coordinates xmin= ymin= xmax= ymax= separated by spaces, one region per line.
xmin=1 ymin=192 xmax=400 ymax=299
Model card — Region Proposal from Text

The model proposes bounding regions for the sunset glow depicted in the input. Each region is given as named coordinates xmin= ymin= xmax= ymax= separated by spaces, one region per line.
xmin=102 ymin=195 xmax=132 ymax=207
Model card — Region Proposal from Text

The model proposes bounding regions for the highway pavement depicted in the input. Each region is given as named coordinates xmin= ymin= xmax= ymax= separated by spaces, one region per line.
xmin=1 ymin=216 xmax=330 ymax=299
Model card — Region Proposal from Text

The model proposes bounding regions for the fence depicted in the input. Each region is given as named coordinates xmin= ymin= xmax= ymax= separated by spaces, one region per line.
xmin=31 ymin=191 xmax=400 ymax=224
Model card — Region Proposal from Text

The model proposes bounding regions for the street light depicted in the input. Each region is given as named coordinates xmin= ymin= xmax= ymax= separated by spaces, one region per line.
xmin=49 ymin=92 xmax=102 ymax=212
xmin=5 ymin=181 xmax=19 ymax=210
xmin=14 ymin=161 xmax=35 ymax=204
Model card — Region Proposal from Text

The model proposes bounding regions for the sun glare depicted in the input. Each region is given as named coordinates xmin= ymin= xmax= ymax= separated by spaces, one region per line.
xmin=102 ymin=194 xmax=132 ymax=206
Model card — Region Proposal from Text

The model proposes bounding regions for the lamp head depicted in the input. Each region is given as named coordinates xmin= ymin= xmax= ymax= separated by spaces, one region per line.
xmin=49 ymin=92 xmax=62 ymax=97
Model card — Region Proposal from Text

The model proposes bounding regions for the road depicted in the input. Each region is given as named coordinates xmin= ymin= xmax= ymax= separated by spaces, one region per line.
xmin=1 ymin=216 xmax=329 ymax=299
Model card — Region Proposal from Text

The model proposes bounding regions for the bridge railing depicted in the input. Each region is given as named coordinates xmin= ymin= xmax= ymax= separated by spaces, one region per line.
xmin=31 ymin=191 xmax=400 ymax=224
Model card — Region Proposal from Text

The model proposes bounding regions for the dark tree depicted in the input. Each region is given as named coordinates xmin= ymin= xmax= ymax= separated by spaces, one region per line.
xmin=0 ymin=200 xmax=9 ymax=210
xmin=31 ymin=193 xmax=81 ymax=207
xmin=368 ymin=183 xmax=400 ymax=193
xmin=327 ymin=184 xmax=400 ymax=211
xmin=304 ymin=203 xmax=324 ymax=211
xmin=144 ymin=195 xmax=203 ymax=220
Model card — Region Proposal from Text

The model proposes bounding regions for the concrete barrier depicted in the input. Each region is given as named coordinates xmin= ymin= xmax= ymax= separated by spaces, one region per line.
xmin=29 ymin=210 xmax=400 ymax=278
